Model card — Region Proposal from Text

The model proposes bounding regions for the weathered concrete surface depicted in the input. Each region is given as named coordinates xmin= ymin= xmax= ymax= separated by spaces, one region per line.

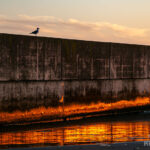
xmin=64 ymin=79 xmax=150 ymax=105
xmin=0 ymin=79 xmax=149 ymax=112
xmin=0 ymin=33 xmax=150 ymax=112
xmin=0 ymin=81 xmax=64 ymax=112
xmin=110 ymin=43 xmax=149 ymax=79
xmin=0 ymin=33 xmax=150 ymax=81
xmin=62 ymin=39 xmax=110 ymax=80
xmin=0 ymin=34 xmax=61 ymax=80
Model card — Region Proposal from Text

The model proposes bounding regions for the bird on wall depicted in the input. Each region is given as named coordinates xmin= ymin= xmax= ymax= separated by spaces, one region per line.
xmin=30 ymin=27 xmax=40 ymax=35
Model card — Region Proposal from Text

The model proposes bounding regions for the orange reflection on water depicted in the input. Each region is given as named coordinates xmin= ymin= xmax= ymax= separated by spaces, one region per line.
xmin=0 ymin=120 xmax=150 ymax=148
xmin=0 ymin=97 xmax=150 ymax=123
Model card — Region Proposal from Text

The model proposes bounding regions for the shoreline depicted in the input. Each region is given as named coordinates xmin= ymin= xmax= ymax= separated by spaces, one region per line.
xmin=2 ymin=141 xmax=150 ymax=150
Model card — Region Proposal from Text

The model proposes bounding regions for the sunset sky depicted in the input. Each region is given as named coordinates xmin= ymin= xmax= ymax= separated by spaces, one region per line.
xmin=0 ymin=0 xmax=150 ymax=45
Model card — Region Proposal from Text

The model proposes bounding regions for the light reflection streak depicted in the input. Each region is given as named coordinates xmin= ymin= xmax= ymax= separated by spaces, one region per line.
xmin=0 ymin=120 xmax=150 ymax=147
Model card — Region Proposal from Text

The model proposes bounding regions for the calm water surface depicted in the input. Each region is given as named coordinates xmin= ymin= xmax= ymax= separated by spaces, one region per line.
xmin=1 ymin=117 xmax=150 ymax=148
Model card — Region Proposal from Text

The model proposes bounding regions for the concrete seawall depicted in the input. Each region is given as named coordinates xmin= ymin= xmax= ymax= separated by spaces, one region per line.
xmin=0 ymin=33 xmax=150 ymax=116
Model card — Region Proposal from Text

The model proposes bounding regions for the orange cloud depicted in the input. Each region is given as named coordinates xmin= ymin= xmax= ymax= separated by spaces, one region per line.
xmin=0 ymin=15 xmax=149 ymax=45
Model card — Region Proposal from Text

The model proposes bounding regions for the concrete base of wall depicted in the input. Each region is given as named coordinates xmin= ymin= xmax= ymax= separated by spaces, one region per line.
xmin=0 ymin=79 xmax=150 ymax=112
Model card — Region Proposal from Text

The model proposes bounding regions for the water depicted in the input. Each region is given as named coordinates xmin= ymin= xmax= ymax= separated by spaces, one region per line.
xmin=1 ymin=115 xmax=150 ymax=149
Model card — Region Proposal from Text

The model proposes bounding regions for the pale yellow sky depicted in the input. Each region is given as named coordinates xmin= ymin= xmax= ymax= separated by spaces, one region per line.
xmin=0 ymin=0 xmax=150 ymax=45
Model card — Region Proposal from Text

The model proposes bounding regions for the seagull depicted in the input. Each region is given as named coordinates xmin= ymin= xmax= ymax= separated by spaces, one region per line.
xmin=30 ymin=27 xmax=40 ymax=35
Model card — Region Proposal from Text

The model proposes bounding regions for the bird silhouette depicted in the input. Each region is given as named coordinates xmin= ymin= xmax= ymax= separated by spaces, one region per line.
xmin=30 ymin=27 xmax=40 ymax=35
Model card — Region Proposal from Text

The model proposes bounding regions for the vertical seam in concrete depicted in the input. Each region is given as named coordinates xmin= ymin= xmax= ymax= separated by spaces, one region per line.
xmin=43 ymin=40 xmax=45 ymax=80
xmin=60 ymin=39 xmax=62 ymax=80
xmin=17 ymin=40 xmax=19 ymax=80
xmin=109 ymin=43 xmax=111 ymax=80
xmin=121 ymin=47 xmax=123 ymax=79
xmin=146 ymin=47 xmax=148 ymax=79
xmin=132 ymin=48 xmax=134 ymax=79
xmin=36 ymin=36 xmax=39 ymax=80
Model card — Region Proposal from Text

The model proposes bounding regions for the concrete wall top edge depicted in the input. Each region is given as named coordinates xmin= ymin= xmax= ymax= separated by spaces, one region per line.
xmin=1 ymin=33 xmax=150 ymax=47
